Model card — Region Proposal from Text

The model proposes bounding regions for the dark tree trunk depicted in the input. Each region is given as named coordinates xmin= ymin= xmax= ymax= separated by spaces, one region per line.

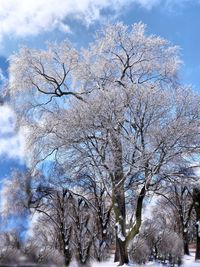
xmin=118 ymin=239 xmax=129 ymax=265
xmin=126 ymin=186 xmax=146 ymax=243
xmin=183 ymin=231 xmax=190 ymax=255
xmin=177 ymin=185 xmax=194 ymax=256
xmin=183 ymin=241 xmax=190 ymax=255
xmin=114 ymin=234 xmax=120 ymax=262
xmin=154 ymin=245 xmax=158 ymax=260
xmin=114 ymin=234 xmax=128 ymax=264
xmin=60 ymin=191 xmax=72 ymax=266
xmin=193 ymin=188 xmax=200 ymax=260
xmin=196 ymin=229 xmax=200 ymax=261
xmin=61 ymin=223 xmax=71 ymax=266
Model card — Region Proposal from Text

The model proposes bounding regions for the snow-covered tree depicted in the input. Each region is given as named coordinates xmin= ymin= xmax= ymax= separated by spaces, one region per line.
xmin=25 ymin=216 xmax=66 ymax=266
xmin=156 ymin=178 xmax=196 ymax=255
xmin=71 ymin=172 xmax=113 ymax=262
xmin=8 ymin=22 xmax=200 ymax=265
xmin=132 ymin=218 xmax=183 ymax=266
xmin=0 ymin=231 xmax=24 ymax=264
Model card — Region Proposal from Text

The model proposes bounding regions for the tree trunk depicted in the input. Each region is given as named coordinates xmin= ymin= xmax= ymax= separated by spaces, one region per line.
xmin=196 ymin=228 xmax=200 ymax=261
xmin=183 ymin=231 xmax=190 ymax=255
xmin=114 ymin=234 xmax=120 ymax=262
xmin=193 ymin=188 xmax=200 ymax=260
xmin=111 ymin=131 xmax=129 ymax=265
xmin=183 ymin=234 xmax=190 ymax=255
xmin=60 ymin=191 xmax=72 ymax=266
xmin=113 ymin=185 xmax=129 ymax=265
xmin=61 ymin=225 xmax=71 ymax=266
xmin=154 ymin=245 xmax=158 ymax=260
xmin=126 ymin=186 xmax=146 ymax=243
xmin=183 ymin=241 xmax=190 ymax=256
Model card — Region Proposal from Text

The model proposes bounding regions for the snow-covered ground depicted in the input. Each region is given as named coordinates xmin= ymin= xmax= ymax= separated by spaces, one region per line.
xmin=182 ymin=254 xmax=200 ymax=267
xmin=69 ymin=253 xmax=200 ymax=267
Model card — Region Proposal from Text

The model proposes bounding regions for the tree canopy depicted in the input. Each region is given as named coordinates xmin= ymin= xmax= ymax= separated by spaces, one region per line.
xmin=5 ymin=22 xmax=200 ymax=266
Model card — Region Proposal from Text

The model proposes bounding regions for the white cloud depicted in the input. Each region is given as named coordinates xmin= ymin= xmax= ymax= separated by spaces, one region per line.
xmin=0 ymin=0 xmax=124 ymax=39
xmin=0 ymin=104 xmax=24 ymax=160
xmin=0 ymin=0 xmax=193 ymax=41
xmin=55 ymin=21 xmax=71 ymax=34
xmin=0 ymin=105 xmax=15 ymax=134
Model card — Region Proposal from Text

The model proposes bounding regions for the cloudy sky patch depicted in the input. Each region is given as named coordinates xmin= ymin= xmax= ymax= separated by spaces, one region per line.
xmin=0 ymin=0 xmax=199 ymax=165
xmin=0 ymin=0 xmax=194 ymax=41
xmin=0 ymin=104 xmax=24 ymax=160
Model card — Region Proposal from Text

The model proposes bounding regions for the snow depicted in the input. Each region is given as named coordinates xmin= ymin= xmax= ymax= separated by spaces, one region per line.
xmin=118 ymin=234 xmax=125 ymax=242
xmin=68 ymin=254 xmax=200 ymax=267
xmin=116 ymin=222 xmax=126 ymax=242
xmin=182 ymin=254 xmax=200 ymax=267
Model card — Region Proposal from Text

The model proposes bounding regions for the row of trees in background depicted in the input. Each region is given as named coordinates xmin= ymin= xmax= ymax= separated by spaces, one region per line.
xmin=0 ymin=167 xmax=198 ymax=266
xmin=1 ymin=22 xmax=200 ymax=266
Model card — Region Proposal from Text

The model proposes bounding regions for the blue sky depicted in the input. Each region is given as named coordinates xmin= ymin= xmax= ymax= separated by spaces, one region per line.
xmin=0 ymin=0 xmax=200 ymax=179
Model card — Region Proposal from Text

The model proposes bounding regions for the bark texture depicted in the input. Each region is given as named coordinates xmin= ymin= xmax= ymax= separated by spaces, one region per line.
xmin=193 ymin=188 xmax=200 ymax=260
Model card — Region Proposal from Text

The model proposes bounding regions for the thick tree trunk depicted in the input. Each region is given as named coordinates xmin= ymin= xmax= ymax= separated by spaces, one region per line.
xmin=111 ymin=131 xmax=129 ymax=265
xmin=111 ymin=130 xmax=147 ymax=265
xmin=114 ymin=230 xmax=129 ymax=264
xmin=113 ymin=185 xmax=129 ymax=265
xmin=118 ymin=239 xmax=129 ymax=265
xmin=193 ymin=188 xmax=200 ymax=260
xmin=113 ymin=185 xmax=147 ymax=265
